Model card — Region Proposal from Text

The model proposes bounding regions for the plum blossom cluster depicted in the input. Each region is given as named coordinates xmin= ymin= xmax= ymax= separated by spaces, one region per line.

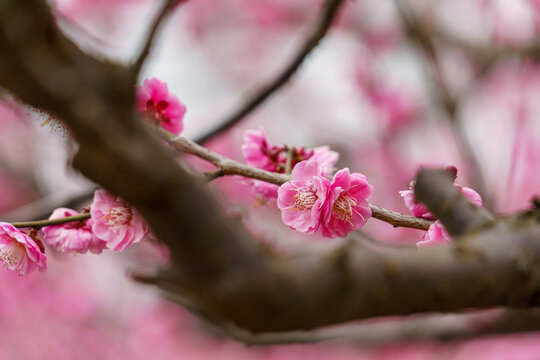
xmin=0 ymin=189 xmax=151 ymax=276
xmin=242 ymin=127 xmax=338 ymax=200
xmin=277 ymin=159 xmax=373 ymax=239
xmin=399 ymin=166 xmax=483 ymax=247
xmin=44 ymin=189 xmax=149 ymax=253
xmin=136 ymin=78 xmax=187 ymax=135
xmin=0 ymin=78 xmax=182 ymax=276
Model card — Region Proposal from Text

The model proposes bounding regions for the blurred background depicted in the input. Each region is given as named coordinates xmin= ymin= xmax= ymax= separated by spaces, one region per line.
xmin=1 ymin=0 xmax=540 ymax=358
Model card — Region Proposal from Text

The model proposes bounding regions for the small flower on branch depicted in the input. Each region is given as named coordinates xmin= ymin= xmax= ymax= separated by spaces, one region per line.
xmin=0 ymin=222 xmax=46 ymax=276
xmin=417 ymin=220 xmax=451 ymax=248
xmin=320 ymin=168 xmax=373 ymax=239
xmin=242 ymin=127 xmax=338 ymax=201
xmin=400 ymin=166 xmax=483 ymax=247
xmin=41 ymin=208 xmax=106 ymax=254
xmin=90 ymin=189 xmax=149 ymax=251
xmin=278 ymin=160 xmax=373 ymax=238
xmin=136 ymin=78 xmax=187 ymax=135
xmin=277 ymin=160 xmax=330 ymax=233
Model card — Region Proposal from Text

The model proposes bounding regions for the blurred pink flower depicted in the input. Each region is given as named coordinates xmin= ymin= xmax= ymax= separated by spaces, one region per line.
xmin=457 ymin=185 xmax=483 ymax=208
xmin=251 ymin=179 xmax=280 ymax=202
xmin=277 ymin=160 xmax=330 ymax=233
xmin=242 ymin=127 xmax=279 ymax=171
xmin=0 ymin=223 xmax=46 ymax=275
xmin=417 ymin=220 xmax=451 ymax=248
xmin=368 ymin=86 xmax=420 ymax=133
xmin=90 ymin=190 xmax=148 ymax=251
xmin=400 ymin=167 xmax=483 ymax=219
xmin=41 ymin=208 xmax=106 ymax=254
xmin=136 ymin=78 xmax=187 ymax=135
xmin=321 ymin=168 xmax=373 ymax=238
xmin=399 ymin=187 xmax=435 ymax=220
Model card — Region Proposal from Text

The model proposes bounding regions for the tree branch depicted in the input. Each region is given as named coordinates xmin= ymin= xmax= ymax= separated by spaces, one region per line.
xmin=156 ymin=126 xmax=433 ymax=230
xmin=206 ymin=308 xmax=540 ymax=345
xmin=131 ymin=0 xmax=179 ymax=78
xmin=194 ymin=0 xmax=344 ymax=144
xmin=11 ymin=213 xmax=90 ymax=229
xmin=4 ymin=0 xmax=540 ymax=342
xmin=414 ymin=168 xmax=493 ymax=236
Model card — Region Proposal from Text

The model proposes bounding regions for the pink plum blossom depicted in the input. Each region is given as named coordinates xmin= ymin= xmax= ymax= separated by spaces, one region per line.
xmin=242 ymin=127 xmax=338 ymax=201
xmin=0 ymin=222 xmax=46 ymax=275
xmin=90 ymin=189 xmax=149 ymax=251
xmin=310 ymin=146 xmax=340 ymax=178
xmin=242 ymin=127 xmax=338 ymax=175
xmin=277 ymin=160 xmax=330 ymax=233
xmin=136 ymin=78 xmax=187 ymax=135
xmin=321 ymin=168 xmax=374 ymax=238
xmin=41 ymin=208 xmax=106 ymax=254
xmin=242 ymin=127 xmax=278 ymax=172
xmin=417 ymin=220 xmax=451 ymax=248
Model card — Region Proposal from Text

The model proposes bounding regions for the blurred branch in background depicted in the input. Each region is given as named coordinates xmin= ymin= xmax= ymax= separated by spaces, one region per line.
xmin=194 ymin=0 xmax=344 ymax=144
xmin=131 ymin=0 xmax=180 ymax=78
xmin=393 ymin=1 xmax=492 ymax=210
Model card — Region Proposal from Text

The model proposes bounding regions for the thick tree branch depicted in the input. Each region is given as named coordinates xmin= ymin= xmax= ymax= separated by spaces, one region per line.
xmin=4 ymin=0 xmax=540 ymax=341
xmin=208 ymin=309 xmax=540 ymax=345
xmin=414 ymin=169 xmax=493 ymax=236
xmin=194 ymin=0 xmax=344 ymax=144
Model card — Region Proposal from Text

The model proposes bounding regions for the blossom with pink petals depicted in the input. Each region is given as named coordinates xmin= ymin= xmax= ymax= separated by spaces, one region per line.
xmin=242 ymin=127 xmax=278 ymax=172
xmin=0 ymin=222 xmax=46 ymax=275
xmin=242 ymin=127 xmax=338 ymax=175
xmin=399 ymin=186 xmax=434 ymax=219
xmin=310 ymin=146 xmax=340 ymax=178
xmin=90 ymin=190 xmax=149 ymax=251
xmin=242 ymin=127 xmax=339 ymax=201
xmin=41 ymin=208 xmax=106 ymax=254
xmin=457 ymin=185 xmax=483 ymax=208
xmin=136 ymin=78 xmax=187 ymax=135
xmin=277 ymin=160 xmax=330 ymax=233
xmin=321 ymin=168 xmax=374 ymax=238
xmin=417 ymin=220 xmax=451 ymax=248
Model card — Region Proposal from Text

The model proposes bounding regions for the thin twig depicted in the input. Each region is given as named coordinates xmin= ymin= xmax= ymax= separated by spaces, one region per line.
xmin=205 ymin=169 xmax=224 ymax=182
xmin=131 ymin=0 xmax=178 ymax=77
xmin=157 ymin=126 xmax=433 ymax=230
xmin=10 ymin=213 xmax=90 ymax=229
xmin=194 ymin=0 xmax=344 ymax=144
